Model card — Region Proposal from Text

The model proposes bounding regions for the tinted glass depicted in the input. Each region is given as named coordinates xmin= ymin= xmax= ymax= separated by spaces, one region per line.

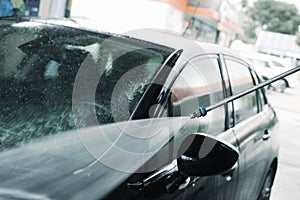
xmin=250 ymin=69 xmax=268 ymax=111
xmin=225 ymin=58 xmax=258 ymax=124
xmin=171 ymin=56 xmax=225 ymax=134
xmin=0 ymin=21 xmax=173 ymax=148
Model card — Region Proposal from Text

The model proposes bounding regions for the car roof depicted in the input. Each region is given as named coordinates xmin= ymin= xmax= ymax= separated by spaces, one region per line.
xmin=125 ymin=28 xmax=243 ymax=59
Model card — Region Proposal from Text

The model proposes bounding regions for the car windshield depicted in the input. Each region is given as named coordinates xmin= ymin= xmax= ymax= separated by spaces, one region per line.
xmin=0 ymin=21 xmax=173 ymax=148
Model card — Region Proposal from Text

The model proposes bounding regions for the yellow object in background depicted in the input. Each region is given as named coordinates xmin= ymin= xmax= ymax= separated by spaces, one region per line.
xmin=11 ymin=0 xmax=25 ymax=16
xmin=11 ymin=0 xmax=23 ymax=8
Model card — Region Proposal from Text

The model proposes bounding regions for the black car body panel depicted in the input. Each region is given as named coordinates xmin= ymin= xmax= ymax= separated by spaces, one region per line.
xmin=0 ymin=18 xmax=279 ymax=200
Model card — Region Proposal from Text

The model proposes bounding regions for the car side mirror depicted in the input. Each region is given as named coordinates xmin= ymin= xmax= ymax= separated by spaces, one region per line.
xmin=177 ymin=133 xmax=239 ymax=176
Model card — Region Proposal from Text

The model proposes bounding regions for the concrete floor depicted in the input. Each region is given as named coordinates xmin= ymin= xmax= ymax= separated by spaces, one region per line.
xmin=268 ymin=74 xmax=300 ymax=200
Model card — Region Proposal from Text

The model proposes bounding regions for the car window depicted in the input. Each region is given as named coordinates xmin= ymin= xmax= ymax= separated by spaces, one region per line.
xmin=250 ymin=69 xmax=268 ymax=111
xmin=170 ymin=55 xmax=225 ymax=134
xmin=0 ymin=23 xmax=173 ymax=148
xmin=225 ymin=57 xmax=258 ymax=124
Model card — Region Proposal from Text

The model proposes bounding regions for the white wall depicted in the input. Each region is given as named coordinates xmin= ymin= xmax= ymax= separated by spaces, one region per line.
xmin=39 ymin=0 xmax=66 ymax=18
xmin=50 ymin=0 xmax=67 ymax=18
xmin=70 ymin=0 xmax=184 ymax=33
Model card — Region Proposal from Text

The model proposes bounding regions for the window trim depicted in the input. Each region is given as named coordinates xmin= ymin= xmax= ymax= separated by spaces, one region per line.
xmin=219 ymin=54 xmax=234 ymax=129
xmin=167 ymin=54 xmax=227 ymax=134
xmin=168 ymin=54 xmax=223 ymax=116
xmin=222 ymin=55 xmax=259 ymax=125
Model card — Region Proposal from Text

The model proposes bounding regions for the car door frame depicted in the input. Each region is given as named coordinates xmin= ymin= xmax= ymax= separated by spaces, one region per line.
xmin=221 ymin=54 xmax=276 ymax=200
xmin=131 ymin=52 xmax=240 ymax=200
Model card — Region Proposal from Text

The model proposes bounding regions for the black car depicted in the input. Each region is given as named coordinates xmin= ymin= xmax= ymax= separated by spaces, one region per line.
xmin=0 ymin=18 xmax=279 ymax=200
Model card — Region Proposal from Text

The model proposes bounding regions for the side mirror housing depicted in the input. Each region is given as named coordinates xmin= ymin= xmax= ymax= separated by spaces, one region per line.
xmin=177 ymin=133 xmax=239 ymax=176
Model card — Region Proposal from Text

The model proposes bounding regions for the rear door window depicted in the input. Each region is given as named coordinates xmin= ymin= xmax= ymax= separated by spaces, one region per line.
xmin=224 ymin=57 xmax=258 ymax=124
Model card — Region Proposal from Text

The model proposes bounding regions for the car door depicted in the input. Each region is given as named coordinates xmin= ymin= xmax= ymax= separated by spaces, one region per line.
xmin=137 ymin=54 xmax=239 ymax=200
xmin=223 ymin=56 xmax=272 ymax=200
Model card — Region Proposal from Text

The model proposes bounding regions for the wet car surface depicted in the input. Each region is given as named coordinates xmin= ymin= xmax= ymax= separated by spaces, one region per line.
xmin=0 ymin=18 xmax=279 ymax=200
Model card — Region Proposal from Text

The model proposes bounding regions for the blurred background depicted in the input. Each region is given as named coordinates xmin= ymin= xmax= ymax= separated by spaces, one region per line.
xmin=1 ymin=0 xmax=300 ymax=64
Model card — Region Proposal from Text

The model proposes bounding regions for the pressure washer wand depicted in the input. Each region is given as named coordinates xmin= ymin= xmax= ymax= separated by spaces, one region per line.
xmin=191 ymin=65 xmax=300 ymax=119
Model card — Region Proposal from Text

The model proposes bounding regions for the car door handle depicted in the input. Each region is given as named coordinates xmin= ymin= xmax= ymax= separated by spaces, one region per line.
xmin=263 ymin=130 xmax=270 ymax=140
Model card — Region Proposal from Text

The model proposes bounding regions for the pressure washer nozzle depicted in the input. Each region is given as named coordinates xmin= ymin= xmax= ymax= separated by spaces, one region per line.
xmin=190 ymin=107 xmax=207 ymax=119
